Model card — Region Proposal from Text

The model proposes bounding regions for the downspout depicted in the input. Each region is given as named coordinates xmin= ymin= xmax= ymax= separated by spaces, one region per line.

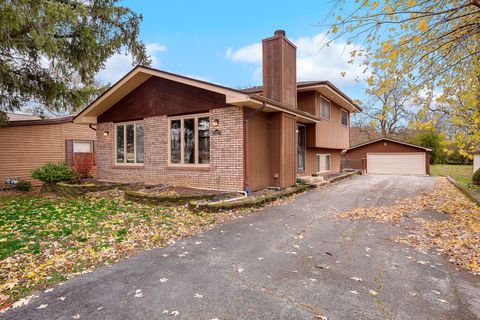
xmin=89 ymin=124 xmax=97 ymax=131
xmin=243 ymin=102 xmax=267 ymax=195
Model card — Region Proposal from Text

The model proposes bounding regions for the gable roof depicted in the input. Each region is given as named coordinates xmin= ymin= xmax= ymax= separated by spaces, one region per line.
xmin=4 ymin=113 xmax=74 ymax=127
xmin=242 ymin=81 xmax=362 ymax=112
xmin=6 ymin=113 xmax=43 ymax=121
xmin=74 ymin=65 xmax=324 ymax=124
xmin=348 ymin=137 xmax=432 ymax=152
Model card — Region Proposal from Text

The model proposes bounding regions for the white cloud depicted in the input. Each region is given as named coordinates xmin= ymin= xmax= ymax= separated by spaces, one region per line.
xmin=96 ymin=43 xmax=167 ymax=84
xmin=226 ymin=43 xmax=262 ymax=64
xmin=225 ymin=33 xmax=367 ymax=86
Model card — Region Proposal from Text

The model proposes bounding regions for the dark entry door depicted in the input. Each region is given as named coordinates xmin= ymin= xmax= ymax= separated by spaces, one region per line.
xmin=297 ymin=125 xmax=306 ymax=172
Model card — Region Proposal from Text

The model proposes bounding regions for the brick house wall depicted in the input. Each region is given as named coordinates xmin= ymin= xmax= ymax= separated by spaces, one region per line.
xmin=96 ymin=106 xmax=244 ymax=191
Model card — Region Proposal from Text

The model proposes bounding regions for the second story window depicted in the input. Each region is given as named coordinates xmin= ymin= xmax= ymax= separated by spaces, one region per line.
xmin=320 ymin=97 xmax=331 ymax=120
xmin=341 ymin=109 xmax=348 ymax=126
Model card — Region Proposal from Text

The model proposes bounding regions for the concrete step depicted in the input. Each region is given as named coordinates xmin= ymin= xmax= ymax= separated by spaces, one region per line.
xmin=298 ymin=175 xmax=324 ymax=184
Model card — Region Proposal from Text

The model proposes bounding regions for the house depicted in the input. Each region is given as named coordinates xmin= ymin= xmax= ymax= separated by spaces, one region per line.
xmin=0 ymin=113 xmax=96 ymax=187
xmin=74 ymin=30 xmax=361 ymax=192
xmin=474 ymin=152 xmax=479 ymax=173
xmin=344 ymin=137 xmax=431 ymax=175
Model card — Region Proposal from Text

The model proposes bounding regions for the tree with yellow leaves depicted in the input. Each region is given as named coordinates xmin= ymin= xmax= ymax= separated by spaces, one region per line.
xmin=329 ymin=0 xmax=480 ymax=154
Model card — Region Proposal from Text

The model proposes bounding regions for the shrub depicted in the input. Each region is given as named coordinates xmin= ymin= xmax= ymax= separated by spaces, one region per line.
xmin=32 ymin=162 xmax=75 ymax=185
xmin=72 ymin=153 xmax=95 ymax=179
xmin=16 ymin=180 xmax=32 ymax=191
xmin=473 ymin=168 xmax=480 ymax=186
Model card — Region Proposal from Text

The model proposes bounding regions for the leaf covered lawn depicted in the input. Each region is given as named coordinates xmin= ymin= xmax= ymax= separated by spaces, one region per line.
xmin=337 ymin=177 xmax=480 ymax=275
xmin=0 ymin=192 xmax=238 ymax=307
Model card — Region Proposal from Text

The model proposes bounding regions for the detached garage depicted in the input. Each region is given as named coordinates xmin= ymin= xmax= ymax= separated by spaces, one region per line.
xmin=344 ymin=138 xmax=431 ymax=175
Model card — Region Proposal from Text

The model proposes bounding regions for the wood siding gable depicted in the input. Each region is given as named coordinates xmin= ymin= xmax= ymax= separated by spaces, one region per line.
xmin=98 ymin=77 xmax=232 ymax=123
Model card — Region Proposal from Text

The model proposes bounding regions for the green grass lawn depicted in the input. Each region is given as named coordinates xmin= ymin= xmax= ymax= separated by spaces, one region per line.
xmin=430 ymin=164 xmax=479 ymax=192
xmin=0 ymin=191 xmax=225 ymax=307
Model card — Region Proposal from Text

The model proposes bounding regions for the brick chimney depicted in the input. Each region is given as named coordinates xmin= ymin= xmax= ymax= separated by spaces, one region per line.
xmin=262 ymin=30 xmax=297 ymax=108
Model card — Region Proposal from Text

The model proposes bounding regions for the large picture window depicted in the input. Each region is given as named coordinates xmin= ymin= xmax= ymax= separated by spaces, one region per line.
xmin=169 ymin=114 xmax=210 ymax=166
xmin=115 ymin=121 xmax=144 ymax=164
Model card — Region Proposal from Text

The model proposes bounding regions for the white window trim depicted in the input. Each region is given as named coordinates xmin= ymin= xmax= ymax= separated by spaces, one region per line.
xmin=168 ymin=113 xmax=210 ymax=167
xmin=319 ymin=96 xmax=331 ymax=121
xmin=316 ymin=153 xmax=331 ymax=173
xmin=73 ymin=140 xmax=93 ymax=153
xmin=114 ymin=120 xmax=144 ymax=166
xmin=340 ymin=108 xmax=349 ymax=127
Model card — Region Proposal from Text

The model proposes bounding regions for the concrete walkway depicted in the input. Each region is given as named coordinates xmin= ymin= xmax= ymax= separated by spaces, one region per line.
xmin=4 ymin=175 xmax=480 ymax=320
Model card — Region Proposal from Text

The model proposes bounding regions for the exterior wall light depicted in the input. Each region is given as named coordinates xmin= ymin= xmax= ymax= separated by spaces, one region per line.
xmin=212 ymin=119 xmax=220 ymax=128
xmin=103 ymin=130 xmax=110 ymax=137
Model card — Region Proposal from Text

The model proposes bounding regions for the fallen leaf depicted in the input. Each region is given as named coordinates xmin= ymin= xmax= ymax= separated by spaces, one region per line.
xmin=134 ymin=289 xmax=143 ymax=298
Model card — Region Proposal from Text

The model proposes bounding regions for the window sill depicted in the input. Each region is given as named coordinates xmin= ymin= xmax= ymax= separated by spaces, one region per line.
xmin=112 ymin=164 xmax=145 ymax=169
xmin=167 ymin=165 xmax=210 ymax=171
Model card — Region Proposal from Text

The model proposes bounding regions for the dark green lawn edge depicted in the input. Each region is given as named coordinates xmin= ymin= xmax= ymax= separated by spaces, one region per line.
xmin=55 ymin=182 xmax=128 ymax=196
xmin=446 ymin=176 xmax=480 ymax=206
xmin=188 ymin=185 xmax=314 ymax=212
xmin=125 ymin=190 xmax=222 ymax=205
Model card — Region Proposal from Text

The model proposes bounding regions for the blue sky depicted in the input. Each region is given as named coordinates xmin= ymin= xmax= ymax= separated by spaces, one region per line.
xmin=97 ymin=0 xmax=368 ymax=101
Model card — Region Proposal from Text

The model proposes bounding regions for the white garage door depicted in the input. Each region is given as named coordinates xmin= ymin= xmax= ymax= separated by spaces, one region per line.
xmin=367 ymin=153 xmax=426 ymax=175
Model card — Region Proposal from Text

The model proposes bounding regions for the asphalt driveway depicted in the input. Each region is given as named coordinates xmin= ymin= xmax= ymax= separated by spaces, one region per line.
xmin=4 ymin=175 xmax=480 ymax=320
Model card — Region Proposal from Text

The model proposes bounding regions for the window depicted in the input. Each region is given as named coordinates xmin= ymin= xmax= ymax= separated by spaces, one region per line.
xmin=169 ymin=114 xmax=210 ymax=165
xmin=115 ymin=121 xmax=144 ymax=164
xmin=297 ymin=125 xmax=306 ymax=171
xmin=341 ymin=109 xmax=348 ymax=126
xmin=316 ymin=154 xmax=331 ymax=173
xmin=73 ymin=141 xmax=92 ymax=153
xmin=320 ymin=97 xmax=331 ymax=120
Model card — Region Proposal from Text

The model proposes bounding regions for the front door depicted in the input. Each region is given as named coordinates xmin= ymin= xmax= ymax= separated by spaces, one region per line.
xmin=297 ymin=125 xmax=306 ymax=172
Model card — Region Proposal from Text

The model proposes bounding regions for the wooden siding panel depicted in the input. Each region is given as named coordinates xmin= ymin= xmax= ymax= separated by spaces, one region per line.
xmin=245 ymin=109 xmax=270 ymax=191
xmin=268 ymin=113 xmax=282 ymax=187
xmin=297 ymin=91 xmax=317 ymax=116
xmin=311 ymin=93 xmax=349 ymax=149
xmin=281 ymin=114 xmax=297 ymax=186
xmin=98 ymin=77 xmax=231 ymax=123
xmin=267 ymin=112 xmax=297 ymax=188
xmin=0 ymin=123 xmax=95 ymax=187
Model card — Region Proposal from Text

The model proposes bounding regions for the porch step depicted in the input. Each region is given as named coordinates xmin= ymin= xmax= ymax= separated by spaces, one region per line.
xmin=298 ymin=175 xmax=328 ymax=187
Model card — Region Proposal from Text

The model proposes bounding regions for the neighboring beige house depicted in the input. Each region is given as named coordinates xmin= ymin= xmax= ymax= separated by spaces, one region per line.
xmin=474 ymin=152 xmax=480 ymax=173
xmin=0 ymin=113 xmax=96 ymax=187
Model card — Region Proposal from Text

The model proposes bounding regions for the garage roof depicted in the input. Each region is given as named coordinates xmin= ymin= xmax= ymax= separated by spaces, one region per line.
xmin=348 ymin=137 xmax=432 ymax=152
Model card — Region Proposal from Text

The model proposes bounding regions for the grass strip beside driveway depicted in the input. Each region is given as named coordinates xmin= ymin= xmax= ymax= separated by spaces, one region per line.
xmin=0 ymin=192 xmax=230 ymax=307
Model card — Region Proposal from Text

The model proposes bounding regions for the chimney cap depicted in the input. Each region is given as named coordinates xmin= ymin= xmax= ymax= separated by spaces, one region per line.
xmin=274 ymin=30 xmax=286 ymax=37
